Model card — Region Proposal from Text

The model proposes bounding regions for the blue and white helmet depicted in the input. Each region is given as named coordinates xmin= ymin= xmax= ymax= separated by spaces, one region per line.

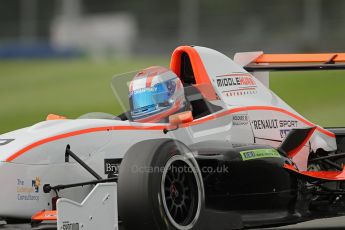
xmin=129 ymin=66 xmax=186 ymax=123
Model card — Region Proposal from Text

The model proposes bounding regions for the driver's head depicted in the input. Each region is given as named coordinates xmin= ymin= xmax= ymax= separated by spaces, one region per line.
xmin=129 ymin=66 xmax=186 ymax=123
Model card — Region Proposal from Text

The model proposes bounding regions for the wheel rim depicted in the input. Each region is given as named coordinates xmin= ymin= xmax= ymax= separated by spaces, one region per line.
xmin=161 ymin=155 xmax=201 ymax=230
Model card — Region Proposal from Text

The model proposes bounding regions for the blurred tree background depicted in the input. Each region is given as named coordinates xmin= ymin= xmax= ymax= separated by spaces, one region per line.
xmin=1 ymin=0 xmax=345 ymax=133
xmin=1 ymin=0 xmax=345 ymax=55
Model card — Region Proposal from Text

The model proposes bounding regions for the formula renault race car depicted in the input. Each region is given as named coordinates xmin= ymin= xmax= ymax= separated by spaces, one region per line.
xmin=1 ymin=46 xmax=345 ymax=230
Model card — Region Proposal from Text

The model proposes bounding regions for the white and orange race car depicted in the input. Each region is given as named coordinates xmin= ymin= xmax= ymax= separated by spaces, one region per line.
xmin=1 ymin=46 xmax=345 ymax=230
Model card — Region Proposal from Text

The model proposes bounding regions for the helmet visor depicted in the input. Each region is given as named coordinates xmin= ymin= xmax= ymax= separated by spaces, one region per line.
xmin=130 ymin=80 xmax=176 ymax=113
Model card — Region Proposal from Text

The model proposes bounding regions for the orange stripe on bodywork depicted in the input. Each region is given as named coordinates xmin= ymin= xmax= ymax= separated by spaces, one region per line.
xmin=5 ymin=106 xmax=334 ymax=162
xmin=5 ymin=125 xmax=165 ymax=162
xmin=255 ymin=53 xmax=345 ymax=63
xmin=284 ymin=163 xmax=345 ymax=181
xmin=182 ymin=106 xmax=335 ymax=138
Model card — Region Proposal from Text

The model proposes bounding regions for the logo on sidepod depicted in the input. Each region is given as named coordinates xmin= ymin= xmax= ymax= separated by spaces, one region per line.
xmin=104 ymin=158 xmax=122 ymax=178
xmin=233 ymin=114 xmax=249 ymax=126
xmin=240 ymin=149 xmax=281 ymax=161
xmin=16 ymin=177 xmax=41 ymax=201
xmin=32 ymin=177 xmax=41 ymax=193
xmin=251 ymin=119 xmax=298 ymax=130
xmin=280 ymin=129 xmax=291 ymax=139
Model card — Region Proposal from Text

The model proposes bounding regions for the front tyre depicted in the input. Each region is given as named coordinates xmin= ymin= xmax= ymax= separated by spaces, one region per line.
xmin=118 ymin=139 xmax=205 ymax=230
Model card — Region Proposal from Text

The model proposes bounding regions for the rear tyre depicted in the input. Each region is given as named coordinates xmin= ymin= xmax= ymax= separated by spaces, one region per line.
xmin=118 ymin=139 xmax=204 ymax=230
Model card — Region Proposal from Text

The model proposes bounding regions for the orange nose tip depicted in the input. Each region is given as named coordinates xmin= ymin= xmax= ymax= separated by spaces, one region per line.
xmin=46 ymin=114 xmax=67 ymax=121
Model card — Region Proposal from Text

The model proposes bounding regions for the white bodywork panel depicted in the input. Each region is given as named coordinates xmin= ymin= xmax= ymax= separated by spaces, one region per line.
xmin=233 ymin=51 xmax=269 ymax=88
xmin=57 ymin=183 xmax=118 ymax=230
xmin=0 ymin=162 xmax=93 ymax=218
xmin=0 ymin=45 xmax=337 ymax=218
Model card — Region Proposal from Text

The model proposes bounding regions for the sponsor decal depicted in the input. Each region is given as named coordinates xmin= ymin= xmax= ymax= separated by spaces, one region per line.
xmin=251 ymin=119 xmax=298 ymax=130
xmin=32 ymin=177 xmax=41 ymax=193
xmin=279 ymin=120 xmax=298 ymax=128
xmin=216 ymin=75 xmax=256 ymax=87
xmin=280 ymin=129 xmax=291 ymax=139
xmin=16 ymin=177 xmax=41 ymax=201
xmin=252 ymin=119 xmax=278 ymax=130
xmin=231 ymin=143 xmax=250 ymax=148
xmin=44 ymin=213 xmax=57 ymax=218
xmin=233 ymin=114 xmax=249 ymax=126
xmin=240 ymin=149 xmax=281 ymax=161
xmin=0 ymin=139 xmax=14 ymax=146
xmin=104 ymin=158 xmax=122 ymax=178
xmin=61 ymin=221 xmax=79 ymax=230
xmin=216 ymin=74 xmax=257 ymax=96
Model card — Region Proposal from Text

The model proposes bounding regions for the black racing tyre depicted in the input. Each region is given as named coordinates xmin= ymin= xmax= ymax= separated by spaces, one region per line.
xmin=118 ymin=139 xmax=205 ymax=230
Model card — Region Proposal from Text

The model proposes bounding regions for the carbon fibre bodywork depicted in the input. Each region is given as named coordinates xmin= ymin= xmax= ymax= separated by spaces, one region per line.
xmin=189 ymin=140 xmax=345 ymax=228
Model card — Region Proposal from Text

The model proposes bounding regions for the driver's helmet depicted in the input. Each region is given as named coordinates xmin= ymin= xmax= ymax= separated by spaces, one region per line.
xmin=129 ymin=66 xmax=186 ymax=123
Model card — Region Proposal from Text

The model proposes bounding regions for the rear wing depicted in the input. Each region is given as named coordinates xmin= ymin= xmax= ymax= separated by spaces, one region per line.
xmin=234 ymin=52 xmax=345 ymax=88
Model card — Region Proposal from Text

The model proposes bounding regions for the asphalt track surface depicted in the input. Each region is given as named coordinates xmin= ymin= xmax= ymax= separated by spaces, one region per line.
xmin=1 ymin=217 xmax=345 ymax=230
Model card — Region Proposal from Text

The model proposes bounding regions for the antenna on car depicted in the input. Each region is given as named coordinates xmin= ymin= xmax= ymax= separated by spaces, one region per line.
xmin=163 ymin=125 xmax=179 ymax=134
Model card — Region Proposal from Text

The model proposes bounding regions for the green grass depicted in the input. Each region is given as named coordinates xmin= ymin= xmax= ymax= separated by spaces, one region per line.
xmin=270 ymin=70 xmax=345 ymax=127
xmin=0 ymin=58 xmax=168 ymax=134
xmin=0 ymin=59 xmax=344 ymax=134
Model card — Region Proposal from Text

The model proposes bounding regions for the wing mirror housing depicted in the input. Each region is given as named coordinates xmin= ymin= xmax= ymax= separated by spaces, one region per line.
xmin=163 ymin=111 xmax=193 ymax=134
xmin=169 ymin=111 xmax=193 ymax=126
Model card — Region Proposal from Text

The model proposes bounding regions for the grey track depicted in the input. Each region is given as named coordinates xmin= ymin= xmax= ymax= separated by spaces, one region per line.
xmin=258 ymin=217 xmax=345 ymax=230
xmin=2 ymin=217 xmax=345 ymax=230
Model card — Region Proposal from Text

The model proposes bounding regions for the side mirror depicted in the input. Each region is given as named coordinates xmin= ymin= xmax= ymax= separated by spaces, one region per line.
xmin=169 ymin=111 xmax=193 ymax=126
xmin=163 ymin=111 xmax=193 ymax=134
